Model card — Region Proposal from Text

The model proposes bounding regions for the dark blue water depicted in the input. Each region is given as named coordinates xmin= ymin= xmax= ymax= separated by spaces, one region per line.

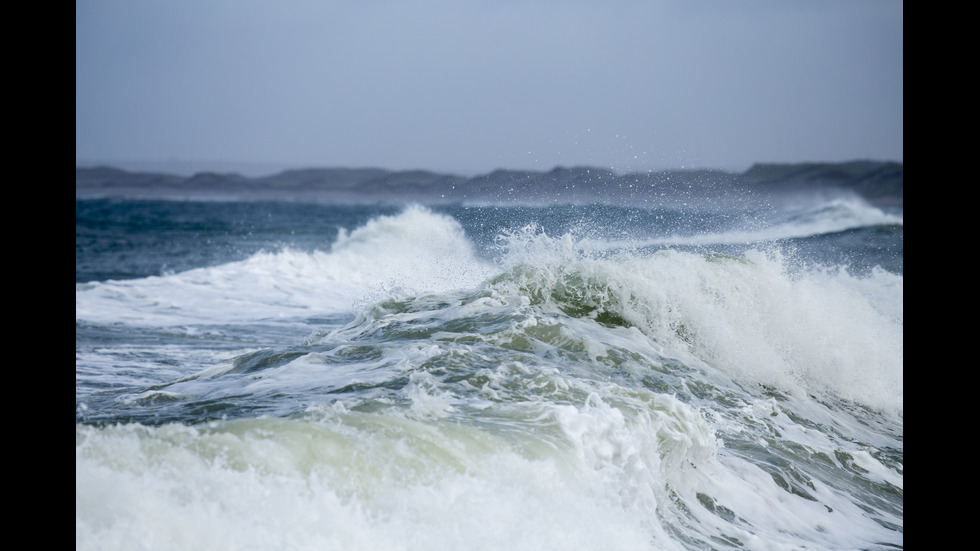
xmin=76 ymin=198 xmax=901 ymax=284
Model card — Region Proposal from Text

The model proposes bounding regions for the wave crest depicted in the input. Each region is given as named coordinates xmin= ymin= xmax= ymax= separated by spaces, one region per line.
xmin=488 ymin=228 xmax=903 ymax=413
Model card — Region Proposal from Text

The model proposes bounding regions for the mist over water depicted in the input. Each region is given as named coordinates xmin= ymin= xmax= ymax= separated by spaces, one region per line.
xmin=77 ymin=195 xmax=902 ymax=550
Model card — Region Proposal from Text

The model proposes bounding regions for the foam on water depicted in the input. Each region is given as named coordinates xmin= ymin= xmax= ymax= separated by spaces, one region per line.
xmin=77 ymin=204 xmax=902 ymax=550
xmin=76 ymin=415 xmax=672 ymax=551
xmin=490 ymin=227 xmax=903 ymax=415
xmin=77 ymin=381 xmax=899 ymax=551
xmin=75 ymin=205 xmax=497 ymax=326
xmin=575 ymin=195 xmax=903 ymax=250
xmin=77 ymin=205 xmax=902 ymax=414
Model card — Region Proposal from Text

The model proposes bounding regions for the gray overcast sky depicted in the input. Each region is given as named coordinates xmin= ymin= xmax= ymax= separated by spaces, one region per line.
xmin=76 ymin=0 xmax=903 ymax=176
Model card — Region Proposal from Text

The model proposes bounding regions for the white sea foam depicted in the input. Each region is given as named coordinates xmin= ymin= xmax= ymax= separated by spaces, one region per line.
xmin=76 ymin=203 xmax=902 ymax=550
xmin=76 ymin=205 xmax=902 ymax=414
xmin=491 ymin=228 xmax=903 ymax=414
xmin=75 ymin=418 xmax=669 ymax=551
xmin=580 ymin=195 xmax=903 ymax=250
xmin=77 ymin=389 xmax=899 ymax=551
xmin=75 ymin=205 xmax=498 ymax=326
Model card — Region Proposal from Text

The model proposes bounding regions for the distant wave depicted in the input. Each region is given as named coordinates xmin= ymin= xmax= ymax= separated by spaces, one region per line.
xmin=573 ymin=196 xmax=902 ymax=250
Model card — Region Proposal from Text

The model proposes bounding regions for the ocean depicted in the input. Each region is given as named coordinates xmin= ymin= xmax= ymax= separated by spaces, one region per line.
xmin=76 ymin=186 xmax=903 ymax=550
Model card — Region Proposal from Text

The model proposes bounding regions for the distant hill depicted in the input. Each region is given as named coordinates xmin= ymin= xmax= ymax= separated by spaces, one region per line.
xmin=739 ymin=161 xmax=903 ymax=207
xmin=76 ymin=161 xmax=902 ymax=208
